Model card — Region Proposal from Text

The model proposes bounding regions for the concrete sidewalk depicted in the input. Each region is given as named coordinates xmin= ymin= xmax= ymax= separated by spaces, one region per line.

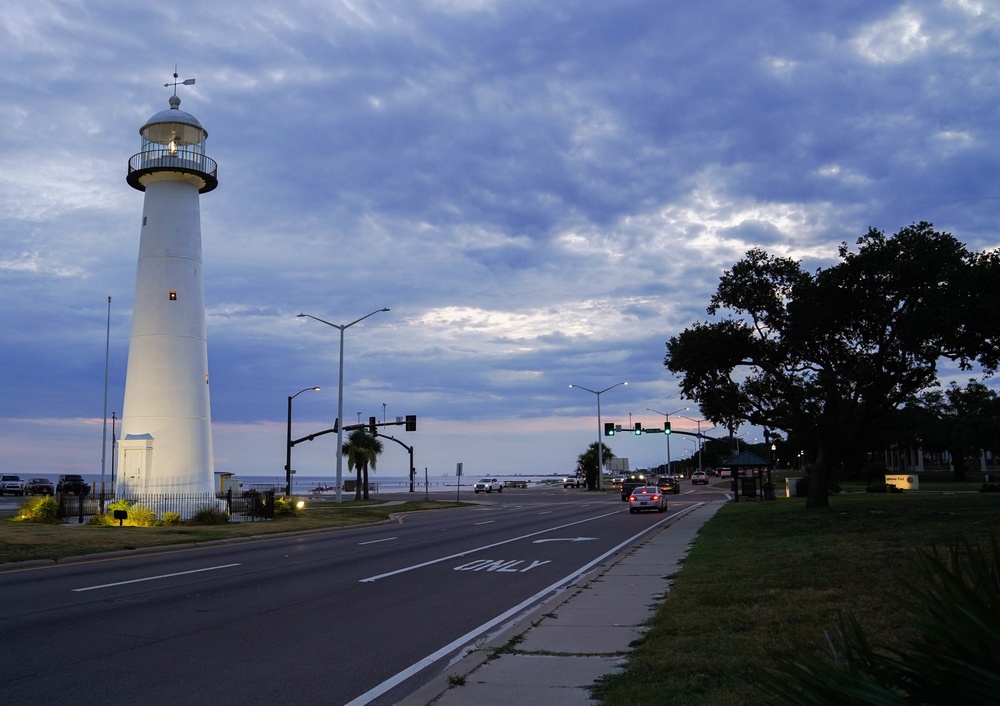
xmin=397 ymin=499 xmax=726 ymax=706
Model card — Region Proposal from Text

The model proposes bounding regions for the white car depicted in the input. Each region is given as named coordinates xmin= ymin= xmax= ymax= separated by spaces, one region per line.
xmin=0 ymin=474 xmax=26 ymax=496
xmin=691 ymin=471 xmax=709 ymax=485
xmin=563 ymin=476 xmax=583 ymax=488
xmin=628 ymin=486 xmax=667 ymax=513
xmin=473 ymin=478 xmax=503 ymax=493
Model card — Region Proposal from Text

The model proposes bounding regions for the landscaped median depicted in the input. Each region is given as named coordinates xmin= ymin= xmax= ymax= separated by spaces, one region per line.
xmin=0 ymin=498 xmax=465 ymax=564
xmin=593 ymin=492 xmax=1000 ymax=706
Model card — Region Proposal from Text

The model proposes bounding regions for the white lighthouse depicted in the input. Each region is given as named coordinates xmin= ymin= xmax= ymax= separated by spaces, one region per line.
xmin=118 ymin=82 xmax=218 ymax=495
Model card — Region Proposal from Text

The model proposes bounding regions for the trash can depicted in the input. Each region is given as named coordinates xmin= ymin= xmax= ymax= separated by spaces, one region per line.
xmin=785 ymin=477 xmax=802 ymax=498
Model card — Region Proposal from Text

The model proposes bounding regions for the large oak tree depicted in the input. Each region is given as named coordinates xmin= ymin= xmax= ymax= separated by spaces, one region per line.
xmin=665 ymin=223 xmax=999 ymax=508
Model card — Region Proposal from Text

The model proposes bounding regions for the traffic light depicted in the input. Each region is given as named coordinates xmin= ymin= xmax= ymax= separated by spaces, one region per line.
xmin=369 ymin=416 xmax=377 ymax=435
xmin=405 ymin=414 xmax=417 ymax=432
xmin=604 ymin=422 xmax=616 ymax=436
xmin=664 ymin=421 xmax=671 ymax=434
xmin=634 ymin=422 xmax=642 ymax=435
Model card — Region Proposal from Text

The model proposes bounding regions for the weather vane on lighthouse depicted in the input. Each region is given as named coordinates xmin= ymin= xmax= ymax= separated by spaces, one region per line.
xmin=164 ymin=66 xmax=196 ymax=96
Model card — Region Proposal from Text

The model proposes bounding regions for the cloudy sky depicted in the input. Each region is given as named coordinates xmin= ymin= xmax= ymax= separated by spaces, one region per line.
xmin=2 ymin=0 xmax=998 ymax=482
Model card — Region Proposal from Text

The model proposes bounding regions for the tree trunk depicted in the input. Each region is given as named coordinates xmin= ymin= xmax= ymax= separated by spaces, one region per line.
xmin=363 ymin=466 xmax=370 ymax=500
xmin=355 ymin=467 xmax=362 ymax=501
xmin=951 ymin=447 xmax=968 ymax=482
xmin=806 ymin=442 xmax=833 ymax=509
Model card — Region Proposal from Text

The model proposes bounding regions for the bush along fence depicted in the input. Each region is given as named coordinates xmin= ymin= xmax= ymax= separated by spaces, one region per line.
xmin=55 ymin=488 xmax=276 ymax=525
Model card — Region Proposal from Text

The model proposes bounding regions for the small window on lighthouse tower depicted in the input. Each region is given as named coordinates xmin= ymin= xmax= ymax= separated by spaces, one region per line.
xmin=169 ymin=290 xmax=177 ymax=301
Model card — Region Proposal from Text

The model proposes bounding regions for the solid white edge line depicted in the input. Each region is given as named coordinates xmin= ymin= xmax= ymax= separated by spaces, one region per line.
xmin=72 ymin=563 xmax=242 ymax=592
xmin=344 ymin=502 xmax=704 ymax=706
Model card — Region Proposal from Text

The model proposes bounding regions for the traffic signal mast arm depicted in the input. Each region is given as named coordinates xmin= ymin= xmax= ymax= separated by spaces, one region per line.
xmin=603 ymin=421 xmax=718 ymax=441
xmin=292 ymin=414 xmax=417 ymax=447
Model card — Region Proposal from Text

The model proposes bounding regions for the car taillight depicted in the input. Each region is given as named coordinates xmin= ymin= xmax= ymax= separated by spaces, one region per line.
xmin=629 ymin=495 xmax=636 ymax=501
xmin=652 ymin=494 xmax=660 ymax=501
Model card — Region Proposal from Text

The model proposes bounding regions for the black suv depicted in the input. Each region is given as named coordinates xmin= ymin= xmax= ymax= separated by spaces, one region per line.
xmin=656 ymin=476 xmax=681 ymax=494
xmin=57 ymin=474 xmax=90 ymax=495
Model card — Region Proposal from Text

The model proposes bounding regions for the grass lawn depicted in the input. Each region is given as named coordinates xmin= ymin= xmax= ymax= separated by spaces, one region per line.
xmin=0 ymin=498 xmax=464 ymax=564
xmin=594 ymin=491 xmax=1000 ymax=706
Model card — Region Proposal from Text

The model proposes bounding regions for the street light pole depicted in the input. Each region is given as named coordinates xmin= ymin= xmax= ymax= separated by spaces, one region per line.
xmin=101 ymin=295 xmax=111 ymax=509
xmin=569 ymin=382 xmax=627 ymax=490
xmin=647 ymin=406 xmax=687 ymax=474
xmin=298 ymin=308 xmax=390 ymax=503
xmin=286 ymin=386 xmax=321 ymax=496
xmin=680 ymin=415 xmax=713 ymax=475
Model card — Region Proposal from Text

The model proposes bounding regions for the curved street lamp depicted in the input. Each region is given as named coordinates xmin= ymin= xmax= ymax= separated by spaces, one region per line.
xmin=298 ymin=308 xmax=390 ymax=503
xmin=286 ymin=386 xmax=321 ymax=496
xmin=647 ymin=406 xmax=688 ymax=474
xmin=569 ymin=381 xmax=627 ymax=490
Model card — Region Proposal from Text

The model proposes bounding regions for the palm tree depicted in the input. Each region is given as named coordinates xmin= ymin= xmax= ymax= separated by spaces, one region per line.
xmin=577 ymin=441 xmax=614 ymax=490
xmin=341 ymin=429 xmax=384 ymax=500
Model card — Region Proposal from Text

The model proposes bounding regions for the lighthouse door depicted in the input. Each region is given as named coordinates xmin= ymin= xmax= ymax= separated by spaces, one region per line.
xmin=122 ymin=448 xmax=144 ymax=487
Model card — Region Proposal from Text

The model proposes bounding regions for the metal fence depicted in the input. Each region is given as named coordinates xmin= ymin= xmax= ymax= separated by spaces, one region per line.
xmin=56 ymin=489 xmax=275 ymax=524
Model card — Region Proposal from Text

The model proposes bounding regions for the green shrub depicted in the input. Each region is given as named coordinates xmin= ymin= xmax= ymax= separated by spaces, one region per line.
xmin=760 ymin=533 xmax=1000 ymax=704
xmin=123 ymin=504 xmax=158 ymax=526
xmin=15 ymin=496 xmax=60 ymax=523
xmin=87 ymin=499 xmax=158 ymax=526
xmin=160 ymin=512 xmax=182 ymax=525
xmin=274 ymin=495 xmax=301 ymax=516
xmin=188 ymin=503 xmax=229 ymax=525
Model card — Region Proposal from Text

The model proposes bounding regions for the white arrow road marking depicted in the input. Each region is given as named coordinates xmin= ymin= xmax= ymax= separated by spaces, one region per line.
xmin=532 ymin=537 xmax=597 ymax=544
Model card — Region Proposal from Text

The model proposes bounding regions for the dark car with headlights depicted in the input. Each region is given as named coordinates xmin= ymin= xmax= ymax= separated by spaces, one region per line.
xmin=620 ymin=474 xmax=648 ymax=501
xmin=656 ymin=476 xmax=681 ymax=494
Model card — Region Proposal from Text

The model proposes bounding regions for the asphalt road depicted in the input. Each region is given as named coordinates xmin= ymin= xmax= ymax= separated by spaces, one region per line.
xmin=0 ymin=484 xmax=714 ymax=704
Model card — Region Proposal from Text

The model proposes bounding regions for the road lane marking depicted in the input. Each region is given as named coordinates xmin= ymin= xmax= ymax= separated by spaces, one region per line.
xmin=474 ymin=520 xmax=495 ymax=525
xmin=345 ymin=502 xmax=705 ymax=706
xmin=532 ymin=537 xmax=596 ymax=543
xmin=358 ymin=510 xmax=620 ymax=583
xmin=72 ymin=563 xmax=241 ymax=592
xmin=358 ymin=537 xmax=398 ymax=545
xmin=453 ymin=559 xmax=551 ymax=573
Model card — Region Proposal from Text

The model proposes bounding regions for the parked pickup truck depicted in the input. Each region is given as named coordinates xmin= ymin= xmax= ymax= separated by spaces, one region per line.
xmin=473 ymin=478 xmax=504 ymax=493
xmin=0 ymin=474 xmax=26 ymax=496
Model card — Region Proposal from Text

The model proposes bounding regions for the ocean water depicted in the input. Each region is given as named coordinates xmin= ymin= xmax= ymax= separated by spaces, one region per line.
xmin=65 ymin=472 xmax=564 ymax=495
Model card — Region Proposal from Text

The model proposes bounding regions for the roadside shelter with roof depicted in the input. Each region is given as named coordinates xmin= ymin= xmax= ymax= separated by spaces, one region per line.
xmin=717 ymin=450 xmax=774 ymax=501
